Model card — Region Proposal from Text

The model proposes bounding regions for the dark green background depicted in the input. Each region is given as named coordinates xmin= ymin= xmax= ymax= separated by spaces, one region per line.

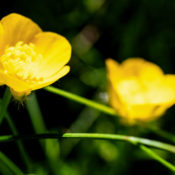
xmin=1 ymin=0 xmax=175 ymax=175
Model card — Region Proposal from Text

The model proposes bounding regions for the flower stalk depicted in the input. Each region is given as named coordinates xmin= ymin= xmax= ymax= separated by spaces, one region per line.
xmin=1 ymin=132 xmax=175 ymax=171
xmin=0 ymin=133 xmax=175 ymax=154
xmin=0 ymin=152 xmax=24 ymax=175
xmin=5 ymin=112 xmax=32 ymax=171
xmin=140 ymin=145 xmax=175 ymax=172
xmin=44 ymin=86 xmax=117 ymax=116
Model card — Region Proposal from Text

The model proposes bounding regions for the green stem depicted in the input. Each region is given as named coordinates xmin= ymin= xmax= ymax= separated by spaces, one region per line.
xmin=0 ymin=133 xmax=175 ymax=154
xmin=0 ymin=88 xmax=11 ymax=124
xmin=26 ymin=93 xmax=46 ymax=134
xmin=1 ymin=132 xmax=175 ymax=171
xmin=0 ymin=152 xmax=24 ymax=175
xmin=5 ymin=112 xmax=32 ymax=171
xmin=140 ymin=145 xmax=175 ymax=172
xmin=26 ymin=93 xmax=61 ymax=175
xmin=63 ymin=133 xmax=175 ymax=154
xmin=44 ymin=86 xmax=116 ymax=116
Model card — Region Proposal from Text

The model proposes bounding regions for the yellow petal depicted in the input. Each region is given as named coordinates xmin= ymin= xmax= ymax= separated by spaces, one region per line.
xmin=31 ymin=66 xmax=70 ymax=90
xmin=165 ymin=74 xmax=175 ymax=90
xmin=116 ymin=78 xmax=145 ymax=104
xmin=0 ymin=13 xmax=42 ymax=47
xmin=0 ymin=23 xmax=3 ymax=35
xmin=31 ymin=32 xmax=71 ymax=77
xmin=106 ymin=58 xmax=120 ymax=74
xmin=121 ymin=58 xmax=164 ymax=80
xmin=126 ymin=104 xmax=159 ymax=122
xmin=106 ymin=58 xmax=121 ymax=79
xmin=0 ymin=24 xmax=5 ymax=85
xmin=108 ymin=84 xmax=126 ymax=117
xmin=1 ymin=66 xmax=69 ymax=100
xmin=0 ymin=71 xmax=30 ymax=92
xmin=0 ymin=23 xmax=5 ymax=56
xmin=105 ymin=58 xmax=124 ymax=93
xmin=144 ymin=75 xmax=175 ymax=104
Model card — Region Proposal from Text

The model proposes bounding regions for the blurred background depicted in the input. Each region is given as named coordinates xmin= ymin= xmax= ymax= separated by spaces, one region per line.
xmin=1 ymin=0 xmax=175 ymax=175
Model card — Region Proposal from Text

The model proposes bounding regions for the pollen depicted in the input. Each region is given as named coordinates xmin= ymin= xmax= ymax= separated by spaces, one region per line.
xmin=0 ymin=41 xmax=44 ymax=83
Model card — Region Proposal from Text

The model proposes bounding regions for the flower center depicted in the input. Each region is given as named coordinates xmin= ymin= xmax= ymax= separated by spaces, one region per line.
xmin=0 ymin=41 xmax=43 ymax=82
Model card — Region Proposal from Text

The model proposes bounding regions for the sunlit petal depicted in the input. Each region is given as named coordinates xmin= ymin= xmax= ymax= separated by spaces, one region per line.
xmin=32 ymin=66 xmax=70 ymax=90
xmin=0 ymin=13 xmax=42 ymax=46
xmin=32 ymin=32 xmax=71 ymax=77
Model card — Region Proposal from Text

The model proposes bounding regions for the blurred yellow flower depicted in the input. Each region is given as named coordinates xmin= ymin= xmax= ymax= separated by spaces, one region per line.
xmin=0 ymin=13 xmax=71 ymax=100
xmin=106 ymin=58 xmax=175 ymax=124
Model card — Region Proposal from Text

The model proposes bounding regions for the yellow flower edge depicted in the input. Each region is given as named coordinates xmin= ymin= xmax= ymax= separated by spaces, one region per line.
xmin=0 ymin=13 xmax=71 ymax=100
xmin=106 ymin=58 xmax=175 ymax=124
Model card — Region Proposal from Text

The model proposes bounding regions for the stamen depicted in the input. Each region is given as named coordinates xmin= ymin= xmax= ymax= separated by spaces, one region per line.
xmin=0 ymin=41 xmax=43 ymax=83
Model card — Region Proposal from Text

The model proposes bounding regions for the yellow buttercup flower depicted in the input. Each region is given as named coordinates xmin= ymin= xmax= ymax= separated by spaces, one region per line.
xmin=0 ymin=13 xmax=71 ymax=100
xmin=106 ymin=58 xmax=175 ymax=124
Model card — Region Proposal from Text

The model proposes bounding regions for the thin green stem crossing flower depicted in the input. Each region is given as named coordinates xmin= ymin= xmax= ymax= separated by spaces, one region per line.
xmin=0 ymin=133 xmax=175 ymax=154
xmin=0 ymin=132 xmax=175 ymax=172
